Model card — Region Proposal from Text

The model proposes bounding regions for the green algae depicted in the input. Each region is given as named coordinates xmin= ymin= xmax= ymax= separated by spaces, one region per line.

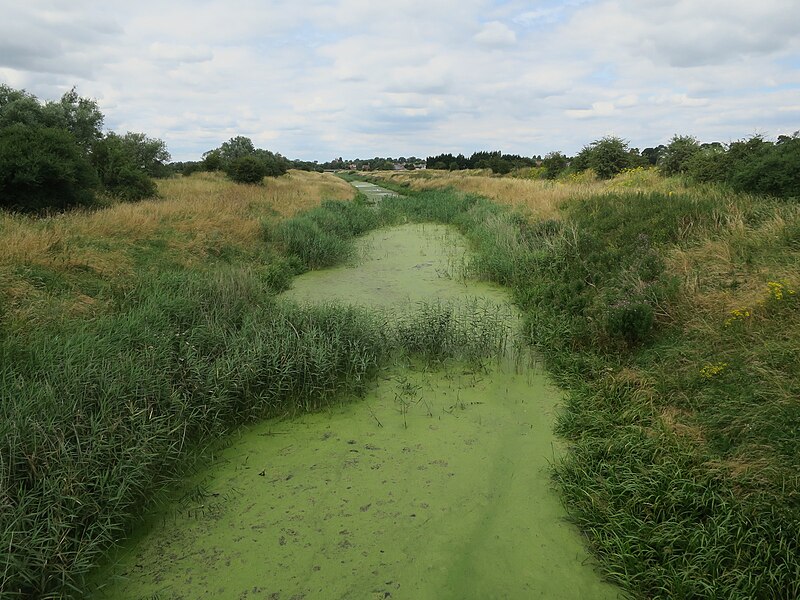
xmin=89 ymin=223 xmax=621 ymax=599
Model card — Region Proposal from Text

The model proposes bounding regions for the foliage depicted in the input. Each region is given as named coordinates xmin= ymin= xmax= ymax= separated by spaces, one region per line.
xmin=425 ymin=151 xmax=536 ymax=173
xmin=375 ymin=183 xmax=800 ymax=597
xmin=92 ymin=133 xmax=158 ymax=200
xmin=0 ymin=85 xmax=103 ymax=152
xmin=268 ymin=198 xmax=378 ymax=269
xmin=0 ymin=124 xmax=98 ymax=212
xmin=225 ymin=155 xmax=268 ymax=184
xmin=728 ymin=134 xmax=800 ymax=198
xmin=204 ymin=136 xmax=289 ymax=183
xmin=541 ymin=151 xmax=568 ymax=179
xmin=0 ymin=85 xmax=167 ymax=210
xmin=659 ymin=134 xmax=701 ymax=176
xmin=571 ymin=136 xmax=638 ymax=179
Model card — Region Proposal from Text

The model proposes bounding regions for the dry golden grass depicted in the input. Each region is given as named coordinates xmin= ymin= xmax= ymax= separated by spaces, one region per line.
xmin=667 ymin=207 xmax=800 ymax=323
xmin=0 ymin=170 xmax=355 ymax=325
xmin=369 ymin=168 xmax=683 ymax=220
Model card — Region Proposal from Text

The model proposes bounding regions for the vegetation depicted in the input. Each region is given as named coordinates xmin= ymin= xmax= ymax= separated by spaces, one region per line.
xmin=0 ymin=171 xmax=513 ymax=598
xmin=2 ymin=117 xmax=798 ymax=598
xmin=0 ymin=85 xmax=170 ymax=210
xmin=357 ymin=170 xmax=800 ymax=598
xmin=201 ymin=135 xmax=290 ymax=183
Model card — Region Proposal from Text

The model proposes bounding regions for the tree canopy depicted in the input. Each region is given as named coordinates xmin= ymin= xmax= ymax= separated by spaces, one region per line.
xmin=0 ymin=85 xmax=169 ymax=212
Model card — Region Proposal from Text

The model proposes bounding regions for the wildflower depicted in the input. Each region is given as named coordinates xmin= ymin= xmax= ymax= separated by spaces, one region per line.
xmin=767 ymin=280 xmax=796 ymax=302
xmin=724 ymin=307 xmax=751 ymax=327
xmin=700 ymin=362 xmax=728 ymax=379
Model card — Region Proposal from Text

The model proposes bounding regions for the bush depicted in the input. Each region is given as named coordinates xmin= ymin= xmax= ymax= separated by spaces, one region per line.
xmin=92 ymin=134 xmax=158 ymax=200
xmin=225 ymin=156 xmax=268 ymax=184
xmin=542 ymin=151 xmax=568 ymax=179
xmin=729 ymin=136 xmax=800 ymax=198
xmin=572 ymin=136 xmax=637 ymax=179
xmin=0 ymin=124 xmax=98 ymax=212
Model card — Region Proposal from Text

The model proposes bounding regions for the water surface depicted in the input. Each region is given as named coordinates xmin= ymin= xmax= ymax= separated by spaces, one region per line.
xmin=90 ymin=224 xmax=619 ymax=599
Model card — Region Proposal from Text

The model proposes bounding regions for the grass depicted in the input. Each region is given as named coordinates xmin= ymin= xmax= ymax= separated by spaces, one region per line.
xmin=366 ymin=166 xmax=686 ymax=221
xmin=0 ymin=173 xmax=513 ymax=598
xmin=4 ymin=166 xmax=799 ymax=598
xmin=355 ymin=169 xmax=800 ymax=597
xmin=0 ymin=170 xmax=355 ymax=331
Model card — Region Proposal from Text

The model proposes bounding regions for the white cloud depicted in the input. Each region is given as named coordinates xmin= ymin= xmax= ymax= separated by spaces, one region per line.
xmin=474 ymin=21 xmax=517 ymax=47
xmin=0 ymin=0 xmax=798 ymax=160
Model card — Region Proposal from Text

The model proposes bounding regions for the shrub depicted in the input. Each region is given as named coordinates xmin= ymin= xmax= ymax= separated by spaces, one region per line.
xmin=659 ymin=135 xmax=701 ymax=176
xmin=729 ymin=135 xmax=800 ymax=198
xmin=92 ymin=134 xmax=158 ymax=200
xmin=0 ymin=124 xmax=98 ymax=212
xmin=225 ymin=156 xmax=268 ymax=184
xmin=572 ymin=136 xmax=637 ymax=179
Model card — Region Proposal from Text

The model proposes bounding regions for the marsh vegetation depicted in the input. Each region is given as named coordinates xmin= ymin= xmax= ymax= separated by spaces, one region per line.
xmin=2 ymin=164 xmax=798 ymax=598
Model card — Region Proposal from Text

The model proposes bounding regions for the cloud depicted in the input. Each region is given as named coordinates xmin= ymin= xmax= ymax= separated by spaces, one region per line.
xmin=0 ymin=1 xmax=798 ymax=161
xmin=474 ymin=21 xmax=517 ymax=47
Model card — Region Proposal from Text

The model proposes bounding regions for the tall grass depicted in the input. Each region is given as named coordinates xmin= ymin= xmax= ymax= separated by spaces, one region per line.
xmin=377 ymin=183 xmax=800 ymax=598
xmin=0 ymin=187 xmax=515 ymax=598
xmin=0 ymin=171 xmax=355 ymax=330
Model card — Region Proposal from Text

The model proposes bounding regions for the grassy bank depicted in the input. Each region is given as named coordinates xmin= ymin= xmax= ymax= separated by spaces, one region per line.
xmin=4 ymin=168 xmax=798 ymax=597
xmin=0 ymin=174 xmax=510 ymax=597
xmin=369 ymin=173 xmax=800 ymax=598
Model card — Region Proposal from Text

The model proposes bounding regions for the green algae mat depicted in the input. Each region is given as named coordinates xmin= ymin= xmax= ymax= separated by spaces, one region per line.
xmin=89 ymin=224 xmax=620 ymax=599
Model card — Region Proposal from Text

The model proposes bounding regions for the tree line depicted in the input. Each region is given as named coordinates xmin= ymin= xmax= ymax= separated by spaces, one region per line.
xmin=0 ymin=85 xmax=170 ymax=212
xmin=427 ymin=134 xmax=799 ymax=198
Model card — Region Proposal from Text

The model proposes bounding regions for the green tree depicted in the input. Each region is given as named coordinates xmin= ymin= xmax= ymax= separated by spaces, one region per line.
xmin=44 ymin=87 xmax=104 ymax=152
xmin=0 ymin=124 xmax=98 ymax=212
xmin=542 ymin=151 xmax=569 ymax=179
xmin=573 ymin=136 xmax=633 ymax=179
xmin=0 ymin=85 xmax=103 ymax=154
xmin=218 ymin=136 xmax=256 ymax=162
xmin=728 ymin=134 xmax=800 ymax=198
xmin=113 ymin=132 xmax=171 ymax=177
xmin=659 ymin=135 xmax=701 ymax=176
xmin=92 ymin=134 xmax=157 ymax=200
xmin=225 ymin=155 xmax=268 ymax=184
xmin=202 ymin=149 xmax=223 ymax=171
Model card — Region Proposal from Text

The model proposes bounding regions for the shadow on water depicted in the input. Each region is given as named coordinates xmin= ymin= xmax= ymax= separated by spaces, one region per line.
xmin=89 ymin=223 xmax=622 ymax=599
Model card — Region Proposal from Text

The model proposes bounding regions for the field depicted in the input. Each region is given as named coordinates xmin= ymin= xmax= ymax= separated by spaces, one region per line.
xmin=2 ymin=167 xmax=799 ymax=598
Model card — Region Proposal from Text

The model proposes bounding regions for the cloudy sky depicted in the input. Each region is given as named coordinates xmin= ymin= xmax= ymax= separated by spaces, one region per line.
xmin=1 ymin=0 xmax=799 ymax=162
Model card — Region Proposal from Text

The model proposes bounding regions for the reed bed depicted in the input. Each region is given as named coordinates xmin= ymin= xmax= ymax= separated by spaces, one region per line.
xmin=0 ymin=190 xmax=512 ymax=598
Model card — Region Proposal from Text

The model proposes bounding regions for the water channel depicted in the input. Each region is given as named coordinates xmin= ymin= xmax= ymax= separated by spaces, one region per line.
xmin=89 ymin=188 xmax=620 ymax=599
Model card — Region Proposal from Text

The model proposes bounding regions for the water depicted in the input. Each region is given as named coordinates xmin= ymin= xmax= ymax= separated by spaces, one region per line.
xmin=89 ymin=223 xmax=620 ymax=599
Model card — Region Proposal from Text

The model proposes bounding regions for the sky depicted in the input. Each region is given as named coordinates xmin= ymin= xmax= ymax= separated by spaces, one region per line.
xmin=1 ymin=0 xmax=799 ymax=162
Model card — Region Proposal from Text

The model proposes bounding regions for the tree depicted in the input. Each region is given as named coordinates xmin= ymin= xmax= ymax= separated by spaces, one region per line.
xmin=112 ymin=132 xmax=171 ymax=177
xmin=573 ymin=136 xmax=633 ymax=179
xmin=0 ymin=85 xmax=103 ymax=154
xmin=202 ymin=149 xmax=223 ymax=171
xmin=44 ymin=87 xmax=104 ymax=152
xmin=542 ymin=151 xmax=569 ymax=179
xmin=225 ymin=156 xmax=267 ymax=184
xmin=92 ymin=133 xmax=157 ymax=200
xmin=641 ymin=145 xmax=666 ymax=165
xmin=659 ymin=135 xmax=701 ymax=176
xmin=0 ymin=124 xmax=98 ymax=212
xmin=218 ymin=136 xmax=256 ymax=162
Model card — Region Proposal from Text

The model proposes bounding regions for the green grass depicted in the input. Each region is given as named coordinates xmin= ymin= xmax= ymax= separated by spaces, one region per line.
xmin=0 ymin=196 xmax=514 ymax=598
xmin=4 ymin=180 xmax=799 ymax=598
xmin=361 ymin=177 xmax=800 ymax=597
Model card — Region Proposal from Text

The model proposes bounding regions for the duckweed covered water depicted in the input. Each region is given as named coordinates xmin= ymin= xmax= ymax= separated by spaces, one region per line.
xmin=90 ymin=224 xmax=620 ymax=599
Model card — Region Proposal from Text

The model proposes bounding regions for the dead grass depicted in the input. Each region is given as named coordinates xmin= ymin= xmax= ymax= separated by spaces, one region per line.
xmin=0 ymin=170 xmax=356 ymax=326
xmin=368 ymin=168 xmax=684 ymax=221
